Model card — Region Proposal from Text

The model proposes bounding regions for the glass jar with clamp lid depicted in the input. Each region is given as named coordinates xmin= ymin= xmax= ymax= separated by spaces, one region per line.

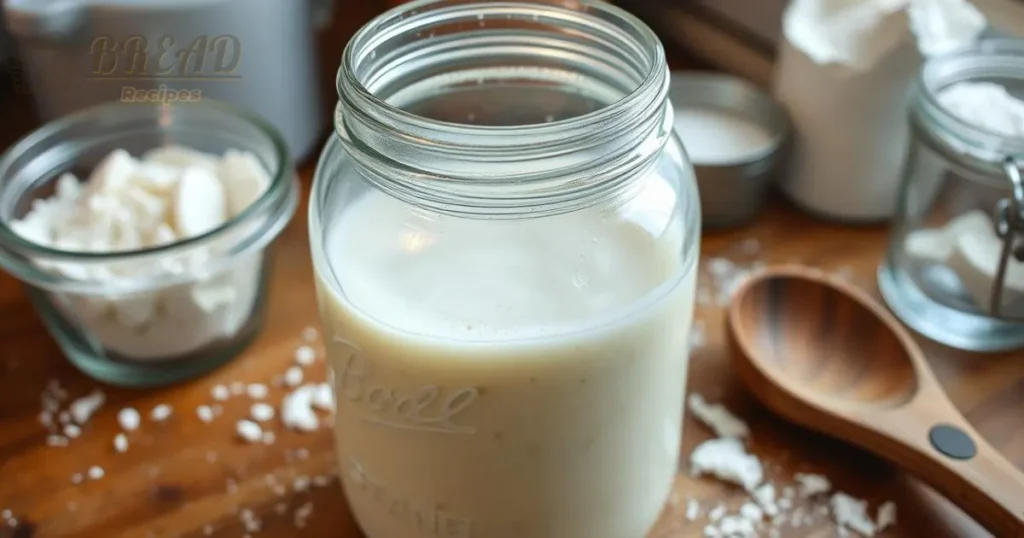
xmin=880 ymin=39 xmax=1024 ymax=352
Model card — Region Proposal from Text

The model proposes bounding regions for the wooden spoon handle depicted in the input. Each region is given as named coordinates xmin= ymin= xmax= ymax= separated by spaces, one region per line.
xmin=868 ymin=406 xmax=1024 ymax=536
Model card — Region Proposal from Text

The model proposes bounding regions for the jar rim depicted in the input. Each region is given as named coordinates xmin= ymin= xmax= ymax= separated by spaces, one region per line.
xmin=333 ymin=0 xmax=673 ymax=217
xmin=0 ymin=99 xmax=296 ymax=263
xmin=339 ymin=0 xmax=665 ymax=139
xmin=917 ymin=38 xmax=1024 ymax=159
xmin=0 ymin=99 xmax=300 ymax=294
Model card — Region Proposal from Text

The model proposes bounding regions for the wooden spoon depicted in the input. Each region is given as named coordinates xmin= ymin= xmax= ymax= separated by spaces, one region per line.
xmin=726 ymin=265 xmax=1024 ymax=536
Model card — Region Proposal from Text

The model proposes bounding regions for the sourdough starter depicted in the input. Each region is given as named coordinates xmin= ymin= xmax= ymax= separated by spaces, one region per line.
xmin=314 ymin=181 xmax=696 ymax=538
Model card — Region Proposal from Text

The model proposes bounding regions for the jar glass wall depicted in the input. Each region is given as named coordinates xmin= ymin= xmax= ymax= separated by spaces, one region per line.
xmin=0 ymin=101 xmax=299 ymax=386
xmin=880 ymin=40 xmax=1024 ymax=352
xmin=309 ymin=1 xmax=700 ymax=537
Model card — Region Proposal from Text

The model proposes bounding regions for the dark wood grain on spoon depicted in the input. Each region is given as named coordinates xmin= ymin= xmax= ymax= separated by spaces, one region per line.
xmin=727 ymin=265 xmax=1024 ymax=537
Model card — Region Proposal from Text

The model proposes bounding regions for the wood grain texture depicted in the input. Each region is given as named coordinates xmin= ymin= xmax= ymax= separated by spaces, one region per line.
xmin=0 ymin=2 xmax=1023 ymax=537
xmin=1 ymin=178 xmax=1023 ymax=538
xmin=727 ymin=267 xmax=1024 ymax=537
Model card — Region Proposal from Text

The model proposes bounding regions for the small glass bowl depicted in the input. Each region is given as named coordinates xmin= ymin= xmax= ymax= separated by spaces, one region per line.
xmin=0 ymin=101 xmax=300 ymax=387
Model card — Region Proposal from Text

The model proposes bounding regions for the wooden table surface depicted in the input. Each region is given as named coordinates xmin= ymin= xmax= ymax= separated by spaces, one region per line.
xmin=1 ymin=2 xmax=1023 ymax=538
xmin=6 ymin=173 xmax=1022 ymax=538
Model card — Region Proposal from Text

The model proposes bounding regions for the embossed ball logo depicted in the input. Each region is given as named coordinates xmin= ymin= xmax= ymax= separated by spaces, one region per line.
xmin=331 ymin=336 xmax=480 ymax=435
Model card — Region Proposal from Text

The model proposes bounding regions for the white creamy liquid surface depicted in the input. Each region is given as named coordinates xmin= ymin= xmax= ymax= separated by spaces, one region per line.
xmin=673 ymin=108 xmax=773 ymax=165
xmin=315 ymin=180 xmax=697 ymax=538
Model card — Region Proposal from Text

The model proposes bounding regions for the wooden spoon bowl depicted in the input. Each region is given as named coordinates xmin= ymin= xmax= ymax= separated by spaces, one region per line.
xmin=731 ymin=271 xmax=919 ymax=409
xmin=727 ymin=265 xmax=1024 ymax=537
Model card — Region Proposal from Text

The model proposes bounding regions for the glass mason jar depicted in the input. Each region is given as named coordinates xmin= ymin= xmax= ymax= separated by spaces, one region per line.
xmin=308 ymin=1 xmax=701 ymax=537
xmin=0 ymin=101 xmax=299 ymax=386
xmin=880 ymin=40 xmax=1024 ymax=352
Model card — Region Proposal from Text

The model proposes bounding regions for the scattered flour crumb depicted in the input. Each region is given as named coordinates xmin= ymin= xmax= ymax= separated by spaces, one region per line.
xmin=251 ymin=402 xmax=276 ymax=422
xmin=284 ymin=366 xmax=304 ymax=387
xmin=689 ymin=320 xmax=707 ymax=351
xmin=211 ymin=384 xmax=231 ymax=401
xmin=294 ymin=345 xmax=317 ymax=366
xmin=876 ymin=501 xmax=897 ymax=531
xmin=831 ymin=492 xmax=876 ymax=537
xmin=689 ymin=393 xmax=750 ymax=439
xmin=293 ymin=475 xmax=311 ymax=492
xmin=294 ymin=502 xmax=314 ymax=528
xmin=113 ymin=433 xmax=128 ymax=453
xmin=239 ymin=508 xmax=261 ymax=533
xmin=87 ymin=466 xmax=104 ymax=480
xmin=302 ymin=326 xmax=318 ymax=342
xmin=753 ymin=483 xmax=778 ymax=516
xmin=738 ymin=238 xmax=760 ymax=255
xmin=62 ymin=424 xmax=81 ymax=439
xmin=282 ymin=385 xmax=321 ymax=432
xmin=47 ymin=434 xmax=69 ymax=447
xmin=69 ymin=390 xmax=105 ymax=424
xmin=247 ymin=383 xmax=269 ymax=400
xmin=196 ymin=405 xmax=215 ymax=423
xmin=311 ymin=383 xmax=334 ymax=411
xmin=236 ymin=420 xmax=263 ymax=443
xmin=685 ymin=499 xmax=700 ymax=521
xmin=690 ymin=438 xmax=763 ymax=491
xmin=708 ymin=504 xmax=726 ymax=521
xmin=704 ymin=257 xmax=762 ymax=306
xmin=717 ymin=513 xmax=757 ymax=537
xmin=263 ymin=432 xmax=276 ymax=445
xmin=795 ymin=472 xmax=832 ymax=497
xmin=739 ymin=501 xmax=763 ymax=521
xmin=230 ymin=382 xmax=245 ymax=395
xmin=118 ymin=407 xmax=141 ymax=431
xmin=70 ymin=473 xmax=83 ymax=484
xmin=150 ymin=404 xmax=173 ymax=422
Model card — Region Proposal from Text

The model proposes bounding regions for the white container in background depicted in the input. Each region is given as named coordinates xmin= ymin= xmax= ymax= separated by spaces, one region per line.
xmin=773 ymin=0 xmax=988 ymax=222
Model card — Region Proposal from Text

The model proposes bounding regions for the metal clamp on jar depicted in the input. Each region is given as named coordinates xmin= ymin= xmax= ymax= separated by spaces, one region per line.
xmin=880 ymin=40 xmax=1024 ymax=352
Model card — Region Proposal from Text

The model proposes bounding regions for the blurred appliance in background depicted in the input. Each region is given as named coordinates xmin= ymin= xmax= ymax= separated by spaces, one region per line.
xmin=2 ymin=0 xmax=334 ymax=161
xmin=617 ymin=0 xmax=1024 ymax=88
